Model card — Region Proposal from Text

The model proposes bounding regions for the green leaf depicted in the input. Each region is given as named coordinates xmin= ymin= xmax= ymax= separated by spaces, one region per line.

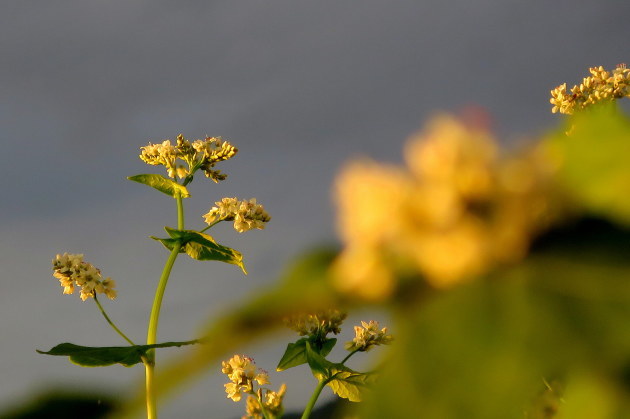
xmin=326 ymin=368 xmax=375 ymax=402
xmin=127 ymin=174 xmax=190 ymax=198
xmin=150 ymin=236 xmax=185 ymax=252
xmin=304 ymin=341 xmax=331 ymax=380
xmin=151 ymin=227 xmax=247 ymax=273
xmin=545 ymin=109 xmax=630 ymax=225
xmin=304 ymin=342 xmax=373 ymax=402
xmin=276 ymin=337 xmax=337 ymax=371
xmin=178 ymin=229 xmax=246 ymax=273
xmin=37 ymin=340 xmax=199 ymax=367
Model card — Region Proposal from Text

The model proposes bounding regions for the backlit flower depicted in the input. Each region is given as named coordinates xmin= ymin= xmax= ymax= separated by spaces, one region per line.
xmin=139 ymin=134 xmax=237 ymax=180
xmin=549 ymin=64 xmax=630 ymax=114
xmin=51 ymin=253 xmax=117 ymax=301
xmin=345 ymin=320 xmax=393 ymax=352
xmin=203 ymin=198 xmax=271 ymax=233
xmin=222 ymin=355 xmax=270 ymax=403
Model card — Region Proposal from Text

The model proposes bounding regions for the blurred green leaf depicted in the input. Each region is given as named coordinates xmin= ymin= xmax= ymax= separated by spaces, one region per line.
xmin=326 ymin=369 xmax=374 ymax=403
xmin=305 ymin=341 xmax=331 ymax=379
xmin=304 ymin=343 xmax=373 ymax=402
xmin=127 ymin=174 xmax=190 ymax=198
xmin=546 ymin=108 xmax=630 ymax=225
xmin=276 ymin=337 xmax=337 ymax=371
xmin=37 ymin=340 xmax=198 ymax=368
xmin=357 ymin=219 xmax=630 ymax=419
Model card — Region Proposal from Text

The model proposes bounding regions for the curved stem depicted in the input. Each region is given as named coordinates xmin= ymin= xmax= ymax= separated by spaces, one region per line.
xmin=144 ymin=193 xmax=185 ymax=419
xmin=145 ymin=242 xmax=181 ymax=418
xmin=199 ymin=219 xmax=221 ymax=233
xmin=301 ymin=379 xmax=328 ymax=419
xmin=93 ymin=294 xmax=135 ymax=346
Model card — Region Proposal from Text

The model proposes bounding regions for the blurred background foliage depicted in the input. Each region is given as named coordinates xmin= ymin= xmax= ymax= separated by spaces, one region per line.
xmin=114 ymin=107 xmax=630 ymax=418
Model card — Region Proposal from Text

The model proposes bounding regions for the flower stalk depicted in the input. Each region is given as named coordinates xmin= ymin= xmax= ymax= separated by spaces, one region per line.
xmin=301 ymin=379 xmax=328 ymax=419
xmin=144 ymin=193 xmax=185 ymax=418
xmin=93 ymin=294 xmax=135 ymax=346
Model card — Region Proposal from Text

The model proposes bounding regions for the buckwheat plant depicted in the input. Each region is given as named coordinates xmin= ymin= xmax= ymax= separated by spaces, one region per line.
xmin=550 ymin=64 xmax=630 ymax=114
xmin=39 ymin=134 xmax=270 ymax=419
xmin=221 ymin=309 xmax=392 ymax=419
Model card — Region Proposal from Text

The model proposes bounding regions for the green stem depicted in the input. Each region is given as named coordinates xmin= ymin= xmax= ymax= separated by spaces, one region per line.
xmin=93 ymin=294 xmax=135 ymax=346
xmin=257 ymin=392 xmax=271 ymax=419
xmin=340 ymin=349 xmax=360 ymax=365
xmin=199 ymin=219 xmax=221 ymax=233
xmin=301 ymin=379 xmax=328 ymax=419
xmin=144 ymin=193 xmax=185 ymax=419
xmin=176 ymin=194 xmax=185 ymax=230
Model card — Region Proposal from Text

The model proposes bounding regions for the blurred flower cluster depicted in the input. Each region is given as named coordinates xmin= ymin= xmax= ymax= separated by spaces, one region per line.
xmin=203 ymin=197 xmax=271 ymax=233
xmin=222 ymin=355 xmax=286 ymax=419
xmin=222 ymin=355 xmax=269 ymax=402
xmin=345 ymin=320 xmax=393 ymax=352
xmin=52 ymin=253 xmax=117 ymax=301
xmin=550 ymin=64 xmax=630 ymax=114
xmin=140 ymin=134 xmax=237 ymax=181
xmin=332 ymin=115 xmax=562 ymax=300
xmin=284 ymin=309 xmax=347 ymax=339
xmin=244 ymin=384 xmax=287 ymax=419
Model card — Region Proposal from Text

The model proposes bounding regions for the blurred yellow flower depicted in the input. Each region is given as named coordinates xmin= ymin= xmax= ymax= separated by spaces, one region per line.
xmin=243 ymin=384 xmax=287 ymax=419
xmin=284 ymin=309 xmax=347 ymax=338
xmin=221 ymin=355 xmax=269 ymax=402
xmin=331 ymin=115 xmax=561 ymax=301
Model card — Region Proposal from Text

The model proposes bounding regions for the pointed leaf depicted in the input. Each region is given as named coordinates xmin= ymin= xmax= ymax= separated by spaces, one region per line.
xmin=151 ymin=228 xmax=246 ymax=272
xmin=277 ymin=337 xmax=337 ymax=371
xmin=127 ymin=174 xmax=190 ymax=198
xmin=164 ymin=226 xmax=186 ymax=239
xmin=182 ymin=231 xmax=246 ymax=274
xmin=150 ymin=236 xmax=185 ymax=252
xmin=304 ymin=341 xmax=332 ymax=380
xmin=37 ymin=340 xmax=199 ymax=367
xmin=305 ymin=342 xmax=374 ymax=402
xmin=327 ymin=367 xmax=375 ymax=402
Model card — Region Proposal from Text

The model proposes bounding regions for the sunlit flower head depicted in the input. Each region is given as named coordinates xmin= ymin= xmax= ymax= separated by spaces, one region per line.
xmin=52 ymin=253 xmax=117 ymax=301
xmin=222 ymin=355 xmax=269 ymax=402
xmin=203 ymin=198 xmax=271 ymax=233
xmin=139 ymin=134 xmax=237 ymax=181
xmin=243 ymin=384 xmax=287 ymax=419
xmin=345 ymin=320 xmax=393 ymax=352
xmin=550 ymin=64 xmax=630 ymax=114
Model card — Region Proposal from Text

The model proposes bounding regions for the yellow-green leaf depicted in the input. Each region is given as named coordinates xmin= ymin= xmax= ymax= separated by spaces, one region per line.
xmin=127 ymin=174 xmax=190 ymax=198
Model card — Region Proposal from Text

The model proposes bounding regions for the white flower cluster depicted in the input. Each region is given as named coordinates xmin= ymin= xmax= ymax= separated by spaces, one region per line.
xmin=140 ymin=134 xmax=238 ymax=181
xmin=203 ymin=198 xmax=271 ymax=233
xmin=345 ymin=320 xmax=393 ymax=352
xmin=52 ymin=253 xmax=117 ymax=301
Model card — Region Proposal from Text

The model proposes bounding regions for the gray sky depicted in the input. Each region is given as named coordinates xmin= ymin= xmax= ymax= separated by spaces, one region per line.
xmin=1 ymin=1 xmax=629 ymax=417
